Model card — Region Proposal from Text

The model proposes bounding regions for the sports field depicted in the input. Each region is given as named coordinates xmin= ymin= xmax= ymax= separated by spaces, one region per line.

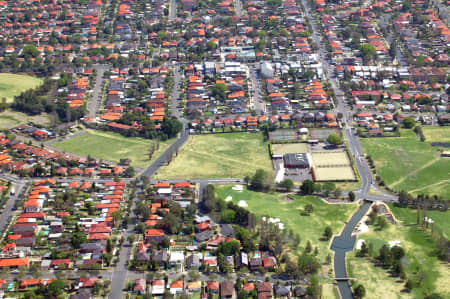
xmin=272 ymin=143 xmax=309 ymax=156
xmin=310 ymin=128 xmax=340 ymax=140
xmin=311 ymin=150 xmax=355 ymax=181
xmin=347 ymin=206 xmax=450 ymax=299
xmin=0 ymin=73 xmax=43 ymax=102
xmin=0 ymin=109 xmax=51 ymax=129
xmin=360 ymin=129 xmax=450 ymax=198
xmin=154 ymin=133 xmax=273 ymax=179
xmin=53 ymin=130 xmax=174 ymax=168
xmin=269 ymin=129 xmax=299 ymax=141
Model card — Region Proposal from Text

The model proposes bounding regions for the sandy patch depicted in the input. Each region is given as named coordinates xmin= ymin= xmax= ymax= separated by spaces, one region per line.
xmin=225 ymin=196 xmax=232 ymax=202
xmin=232 ymin=185 xmax=244 ymax=191
xmin=356 ymin=239 xmax=365 ymax=250
xmin=388 ymin=240 xmax=401 ymax=248
xmin=238 ymin=200 xmax=248 ymax=207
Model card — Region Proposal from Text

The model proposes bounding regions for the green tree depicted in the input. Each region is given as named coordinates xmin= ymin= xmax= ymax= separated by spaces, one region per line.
xmin=221 ymin=209 xmax=236 ymax=223
xmin=48 ymin=279 xmax=65 ymax=296
xmin=359 ymin=44 xmax=377 ymax=61
xmin=278 ymin=179 xmax=294 ymax=191
xmin=354 ymin=284 xmax=366 ymax=299
xmin=71 ymin=231 xmax=87 ymax=249
xmin=327 ymin=133 xmax=343 ymax=146
xmin=250 ymin=169 xmax=267 ymax=191
xmin=22 ymin=44 xmax=39 ymax=58
xmin=402 ymin=116 xmax=416 ymax=129
xmin=304 ymin=204 xmax=313 ymax=215
xmin=301 ymin=180 xmax=315 ymax=195
xmin=211 ymin=83 xmax=228 ymax=101
xmin=349 ymin=191 xmax=356 ymax=201
xmin=323 ymin=226 xmax=333 ymax=240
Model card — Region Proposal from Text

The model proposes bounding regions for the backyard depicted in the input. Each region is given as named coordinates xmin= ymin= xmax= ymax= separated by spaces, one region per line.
xmin=347 ymin=205 xmax=450 ymax=299
xmin=0 ymin=73 xmax=43 ymax=102
xmin=53 ymin=130 xmax=175 ymax=169
xmin=360 ymin=129 xmax=450 ymax=198
xmin=154 ymin=133 xmax=273 ymax=179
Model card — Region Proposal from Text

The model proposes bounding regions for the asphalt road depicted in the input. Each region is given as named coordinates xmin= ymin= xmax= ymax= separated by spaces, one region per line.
xmin=0 ymin=182 xmax=26 ymax=237
xmin=88 ymin=65 xmax=109 ymax=119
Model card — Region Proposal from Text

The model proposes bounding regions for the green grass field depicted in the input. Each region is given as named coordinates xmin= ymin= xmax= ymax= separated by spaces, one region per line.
xmin=360 ymin=129 xmax=450 ymax=198
xmin=347 ymin=206 xmax=450 ymax=299
xmin=0 ymin=109 xmax=51 ymax=129
xmin=53 ymin=130 xmax=175 ymax=169
xmin=422 ymin=126 xmax=450 ymax=143
xmin=215 ymin=186 xmax=357 ymax=260
xmin=154 ymin=133 xmax=273 ymax=179
xmin=0 ymin=73 xmax=43 ymax=102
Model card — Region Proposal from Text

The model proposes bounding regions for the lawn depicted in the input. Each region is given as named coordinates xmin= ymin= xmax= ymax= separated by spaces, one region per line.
xmin=360 ymin=129 xmax=450 ymax=198
xmin=0 ymin=73 xmax=43 ymax=102
xmin=347 ymin=206 xmax=450 ymax=299
xmin=422 ymin=126 xmax=450 ymax=143
xmin=154 ymin=133 xmax=273 ymax=179
xmin=0 ymin=109 xmax=51 ymax=129
xmin=214 ymin=185 xmax=358 ymax=261
xmin=53 ymin=129 xmax=175 ymax=169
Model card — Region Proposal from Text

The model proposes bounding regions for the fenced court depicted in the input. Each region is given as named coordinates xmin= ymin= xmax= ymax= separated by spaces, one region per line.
xmin=309 ymin=128 xmax=340 ymax=140
xmin=311 ymin=149 xmax=356 ymax=181
xmin=311 ymin=150 xmax=350 ymax=167
xmin=272 ymin=143 xmax=309 ymax=156
xmin=269 ymin=129 xmax=299 ymax=142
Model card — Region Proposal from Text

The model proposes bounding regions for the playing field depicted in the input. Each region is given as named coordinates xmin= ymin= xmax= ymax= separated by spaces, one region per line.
xmin=215 ymin=185 xmax=358 ymax=261
xmin=311 ymin=150 xmax=350 ymax=166
xmin=154 ymin=133 xmax=273 ymax=179
xmin=347 ymin=206 xmax=450 ymax=299
xmin=0 ymin=109 xmax=51 ymax=129
xmin=0 ymin=73 xmax=43 ymax=102
xmin=360 ymin=129 xmax=450 ymax=198
xmin=272 ymin=143 xmax=309 ymax=156
xmin=422 ymin=126 xmax=450 ymax=143
xmin=310 ymin=150 xmax=355 ymax=181
xmin=53 ymin=130 xmax=175 ymax=168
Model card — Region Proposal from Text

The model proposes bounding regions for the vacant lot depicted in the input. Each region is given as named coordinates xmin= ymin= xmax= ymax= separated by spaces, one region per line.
xmin=348 ymin=206 xmax=450 ymax=299
xmin=360 ymin=129 xmax=450 ymax=198
xmin=272 ymin=143 xmax=309 ymax=156
xmin=154 ymin=133 xmax=273 ymax=179
xmin=422 ymin=126 xmax=450 ymax=143
xmin=0 ymin=109 xmax=51 ymax=129
xmin=53 ymin=130 xmax=174 ymax=168
xmin=0 ymin=73 xmax=43 ymax=102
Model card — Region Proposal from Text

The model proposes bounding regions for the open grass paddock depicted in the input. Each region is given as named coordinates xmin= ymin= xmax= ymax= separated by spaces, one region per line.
xmin=360 ymin=129 xmax=450 ymax=198
xmin=53 ymin=129 xmax=174 ymax=168
xmin=0 ymin=73 xmax=43 ymax=102
xmin=154 ymin=133 xmax=273 ymax=179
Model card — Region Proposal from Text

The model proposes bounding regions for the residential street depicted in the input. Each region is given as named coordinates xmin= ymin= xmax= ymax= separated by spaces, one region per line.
xmin=88 ymin=65 xmax=110 ymax=119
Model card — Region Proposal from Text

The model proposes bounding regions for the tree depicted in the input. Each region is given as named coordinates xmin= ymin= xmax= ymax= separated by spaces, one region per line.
xmin=71 ymin=231 xmax=87 ymax=249
xmin=301 ymin=180 xmax=315 ymax=195
xmin=327 ymin=133 xmax=343 ymax=146
xmin=250 ymin=169 xmax=267 ymax=191
xmin=377 ymin=216 xmax=387 ymax=229
xmin=354 ymin=284 xmax=366 ymax=299
xmin=22 ymin=44 xmax=39 ymax=58
xmin=359 ymin=44 xmax=377 ymax=61
xmin=278 ymin=179 xmax=294 ymax=191
xmin=402 ymin=116 xmax=416 ymax=129
xmin=304 ymin=240 xmax=312 ymax=253
xmin=323 ymin=226 xmax=333 ymax=240
xmin=349 ymin=191 xmax=356 ymax=201
xmin=125 ymin=166 xmax=135 ymax=177
xmin=304 ymin=204 xmax=313 ymax=215
xmin=298 ymin=253 xmax=319 ymax=274
xmin=221 ymin=209 xmax=236 ymax=223
xmin=211 ymin=83 xmax=228 ymax=101
xmin=48 ymin=279 xmax=65 ymax=296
